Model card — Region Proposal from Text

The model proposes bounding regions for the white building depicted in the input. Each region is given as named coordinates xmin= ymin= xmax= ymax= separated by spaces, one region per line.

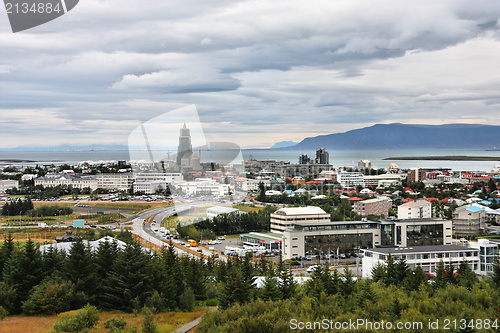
xmin=398 ymin=199 xmax=432 ymax=219
xmin=133 ymin=172 xmax=183 ymax=194
xmin=468 ymin=239 xmax=499 ymax=275
xmin=95 ymin=173 xmax=134 ymax=191
xmin=0 ymin=180 xmax=19 ymax=193
xmin=337 ymin=171 xmax=364 ymax=187
xmin=362 ymin=245 xmax=480 ymax=278
xmin=364 ymin=174 xmax=406 ymax=188
xmin=35 ymin=174 xmax=98 ymax=190
xmin=270 ymin=206 xmax=330 ymax=233
xmin=206 ymin=206 xmax=242 ymax=219
xmin=177 ymin=178 xmax=233 ymax=197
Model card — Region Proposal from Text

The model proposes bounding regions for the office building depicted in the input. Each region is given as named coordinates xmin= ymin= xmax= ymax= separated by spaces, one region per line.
xmin=362 ymin=245 xmax=479 ymax=278
xmin=270 ymin=206 xmax=331 ymax=233
xmin=282 ymin=218 xmax=452 ymax=260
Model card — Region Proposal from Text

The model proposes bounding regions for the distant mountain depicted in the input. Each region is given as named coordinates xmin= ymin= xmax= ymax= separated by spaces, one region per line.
xmin=290 ymin=123 xmax=500 ymax=150
xmin=270 ymin=141 xmax=298 ymax=149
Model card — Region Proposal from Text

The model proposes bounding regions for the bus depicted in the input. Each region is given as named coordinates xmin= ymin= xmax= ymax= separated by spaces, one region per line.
xmin=187 ymin=239 xmax=197 ymax=247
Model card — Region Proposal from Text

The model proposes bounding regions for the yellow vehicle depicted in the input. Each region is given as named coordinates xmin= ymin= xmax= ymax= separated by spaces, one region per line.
xmin=187 ymin=239 xmax=197 ymax=247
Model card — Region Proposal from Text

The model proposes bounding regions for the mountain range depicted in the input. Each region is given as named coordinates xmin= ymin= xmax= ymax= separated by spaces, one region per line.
xmin=281 ymin=123 xmax=500 ymax=150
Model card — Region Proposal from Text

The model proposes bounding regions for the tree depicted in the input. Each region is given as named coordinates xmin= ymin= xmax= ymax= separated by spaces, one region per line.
xmin=65 ymin=237 xmax=98 ymax=306
xmin=261 ymin=268 xmax=282 ymax=301
xmin=404 ymin=265 xmax=428 ymax=291
xmin=371 ymin=262 xmax=386 ymax=283
xmin=102 ymin=242 xmax=151 ymax=312
xmin=3 ymin=238 xmax=42 ymax=312
xmin=456 ymin=259 xmax=477 ymax=290
xmin=22 ymin=275 xmax=75 ymax=315
xmin=433 ymin=260 xmax=448 ymax=289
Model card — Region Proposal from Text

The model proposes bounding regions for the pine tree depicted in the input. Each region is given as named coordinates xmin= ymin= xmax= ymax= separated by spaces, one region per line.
xmin=456 ymin=259 xmax=477 ymax=290
xmin=94 ymin=238 xmax=118 ymax=307
xmin=395 ymin=258 xmax=410 ymax=286
xmin=41 ymin=246 xmax=66 ymax=278
xmin=404 ymin=265 xmax=428 ymax=291
xmin=433 ymin=260 xmax=448 ymax=289
xmin=384 ymin=254 xmax=398 ymax=286
xmin=2 ymin=238 xmax=42 ymax=312
xmin=65 ymin=237 xmax=98 ymax=306
xmin=371 ymin=262 xmax=386 ymax=283
xmin=102 ymin=242 xmax=151 ymax=312
xmin=0 ymin=232 xmax=15 ymax=276
xmin=261 ymin=268 xmax=282 ymax=301
xmin=341 ymin=265 xmax=356 ymax=297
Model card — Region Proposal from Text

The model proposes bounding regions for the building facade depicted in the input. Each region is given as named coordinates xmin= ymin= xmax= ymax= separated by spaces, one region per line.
xmin=95 ymin=173 xmax=134 ymax=191
xmin=452 ymin=205 xmax=486 ymax=236
xmin=282 ymin=218 xmax=452 ymax=260
xmin=398 ymin=199 xmax=432 ymax=219
xmin=353 ymin=197 xmax=392 ymax=217
xmin=270 ymin=206 xmax=331 ymax=233
xmin=362 ymin=245 xmax=480 ymax=278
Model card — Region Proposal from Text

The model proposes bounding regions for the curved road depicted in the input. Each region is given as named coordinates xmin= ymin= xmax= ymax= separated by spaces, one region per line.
xmin=127 ymin=203 xmax=227 ymax=262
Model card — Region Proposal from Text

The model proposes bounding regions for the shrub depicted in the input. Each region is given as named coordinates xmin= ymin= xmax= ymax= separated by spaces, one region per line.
xmin=22 ymin=276 xmax=74 ymax=315
xmin=0 ymin=306 xmax=8 ymax=320
xmin=51 ymin=304 xmax=99 ymax=332
xmin=141 ymin=307 xmax=158 ymax=333
xmin=179 ymin=288 xmax=195 ymax=312
xmin=104 ymin=317 xmax=127 ymax=333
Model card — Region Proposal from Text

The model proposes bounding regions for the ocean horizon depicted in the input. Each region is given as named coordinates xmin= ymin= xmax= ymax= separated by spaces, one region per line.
xmin=1 ymin=148 xmax=499 ymax=172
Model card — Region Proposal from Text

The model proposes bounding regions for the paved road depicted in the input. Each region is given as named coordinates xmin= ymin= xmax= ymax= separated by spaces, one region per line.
xmin=127 ymin=202 xmax=227 ymax=262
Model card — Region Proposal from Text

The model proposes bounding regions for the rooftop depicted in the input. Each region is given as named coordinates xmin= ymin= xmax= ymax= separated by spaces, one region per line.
xmin=364 ymin=245 xmax=476 ymax=255
xmin=273 ymin=206 xmax=327 ymax=216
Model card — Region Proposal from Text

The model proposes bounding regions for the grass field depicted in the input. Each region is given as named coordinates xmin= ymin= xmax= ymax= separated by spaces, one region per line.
xmin=232 ymin=205 xmax=263 ymax=212
xmin=0 ymin=309 xmax=207 ymax=333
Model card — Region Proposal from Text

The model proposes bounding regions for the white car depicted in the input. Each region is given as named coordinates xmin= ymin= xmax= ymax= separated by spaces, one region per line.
xmin=307 ymin=265 xmax=321 ymax=273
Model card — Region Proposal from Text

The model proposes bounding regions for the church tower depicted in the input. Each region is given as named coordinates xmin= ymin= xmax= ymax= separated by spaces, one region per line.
xmin=176 ymin=123 xmax=192 ymax=165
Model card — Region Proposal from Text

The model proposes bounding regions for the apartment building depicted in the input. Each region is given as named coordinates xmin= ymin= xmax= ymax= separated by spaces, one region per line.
xmin=398 ymin=199 xmax=432 ymax=219
xmin=452 ymin=205 xmax=486 ymax=236
xmin=353 ymin=197 xmax=392 ymax=217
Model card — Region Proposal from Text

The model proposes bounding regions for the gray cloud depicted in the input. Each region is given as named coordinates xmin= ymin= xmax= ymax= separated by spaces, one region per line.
xmin=1 ymin=0 xmax=500 ymax=149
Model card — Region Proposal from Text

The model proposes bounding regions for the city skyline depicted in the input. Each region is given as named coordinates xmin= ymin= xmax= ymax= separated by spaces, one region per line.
xmin=1 ymin=0 xmax=500 ymax=149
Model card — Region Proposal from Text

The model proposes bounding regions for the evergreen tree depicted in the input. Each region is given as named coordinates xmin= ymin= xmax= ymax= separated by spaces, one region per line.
xmin=371 ymin=262 xmax=386 ymax=283
xmin=433 ymin=260 xmax=448 ymax=289
xmin=341 ymin=265 xmax=355 ymax=297
xmin=445 ymin=261 xmax=457 ymax=285
xmin=456 ymin=259 xmax=477 ymax=290
xmin=2 ymin=238 xmax=42 ymax=312
xmin=65 ymin=237 xmax=98 ymax=306
xmin=384 ymin=254 xmax=398 ymax=286
xmin=41 ymin=246 xmax=66 ymax=278
xmin=395 ymin=257 xmax=410 ymax=286
xmin=0 ymin=232 xmax=15 ymax=276
xmin=404 ymin=265 xmax=428 ymax=291
xmin=94 ymin=238 xmax=119 ymax=307
xmin=102 ymin=242 xmax=151 ymax=312
xmin=261 ymin=268 xmax=282 ymax=301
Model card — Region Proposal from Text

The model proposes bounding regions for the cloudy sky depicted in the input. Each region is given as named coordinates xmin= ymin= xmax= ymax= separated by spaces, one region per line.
xmin=1 ymin=0 xmax=500 ymax=149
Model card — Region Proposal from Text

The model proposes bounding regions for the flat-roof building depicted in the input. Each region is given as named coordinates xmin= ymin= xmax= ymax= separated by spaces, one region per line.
xmin=282 ymin=218 xmax=452 ymax=260
xmin=270 ymin=206 xmax=331 ymax=233
xmin=362 ymin=245 xmax=479 ymax=278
